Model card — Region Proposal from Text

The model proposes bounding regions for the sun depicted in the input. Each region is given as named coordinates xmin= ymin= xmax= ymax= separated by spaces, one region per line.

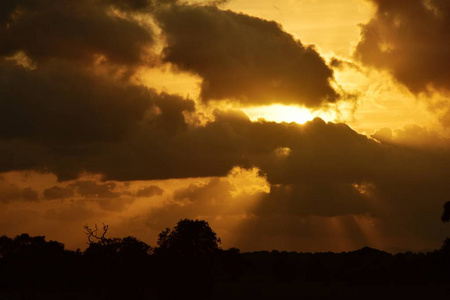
xmin=242 ymin=104 xmax=337 ymax=124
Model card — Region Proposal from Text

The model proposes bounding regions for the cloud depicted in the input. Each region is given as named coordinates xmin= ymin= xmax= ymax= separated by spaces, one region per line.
xmin=0 ymin=60 xmax=152 ymax=142
xmin=129 ymin=114 xmax=449 ymax=251
xmin=0 ymin=180 xmax=39 ymax=203
xmin=371 ymin=127 xmax=393 ymax=144
xmin=136 ymin=185 xmax=164 ymax=197
xmin=0 ymin=0 xmax=155 ymax=67
xmin=329 ymin=57 xmax=362 ymax=72
xmin=0 ymin=59 xmax=195 ymax=180
xmin=256 ymin=183 xmax=373 ymax=217
xmin=69 ymin=181 xmax=119 ymax=199
xmin=2 ymin=93 xmax=449 ymax=198
xmin=372 ymin=124 xmax=450 ymax=149
xmin=146 ymin=178 xmax=236 ymax=231
xmin=355 ymin=0 xmax=450 ymax=93
xmin=155 ymin=4 xmax=339 ymax=107
xmin=145 ymin=169 xmax=268 ymax=235
xmin=43 ymin=186 xmax=75 ymax=200
xmin=40 ymin=176 xmax=166 ymax=213
xmin=104 ymin=0 xmax=153 ymax=12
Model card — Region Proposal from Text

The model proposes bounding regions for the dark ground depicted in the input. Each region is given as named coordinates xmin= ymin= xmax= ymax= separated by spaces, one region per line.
xmin=1 ymin=234 xmax=449 ymax=300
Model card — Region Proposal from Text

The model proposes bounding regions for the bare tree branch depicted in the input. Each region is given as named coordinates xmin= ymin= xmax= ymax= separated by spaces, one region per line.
xmin=84 ymin=223 xmax=109 ymax=245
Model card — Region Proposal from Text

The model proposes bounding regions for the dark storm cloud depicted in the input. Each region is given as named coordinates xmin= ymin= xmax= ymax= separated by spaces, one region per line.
xmin=0 ymin=60 xmax=153 ymax=142
xmin=356 ymin=0 xmax=450 ymax=93
xmin=0 ymin=0 xmax=341 ymax=181
xmin=155 ymin=4 xmax=339 ymax=107
xmin=0 ymin=0 xmax=154 ymax=66
xmin=0 ymin=57 xmax=196 ymax=180
xmin=3 ymin=95 xmax=449 ymax=194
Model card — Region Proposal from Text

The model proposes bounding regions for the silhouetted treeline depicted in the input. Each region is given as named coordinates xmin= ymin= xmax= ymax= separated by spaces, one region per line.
xmin=0 ymin=220 xmax=449 ymax=299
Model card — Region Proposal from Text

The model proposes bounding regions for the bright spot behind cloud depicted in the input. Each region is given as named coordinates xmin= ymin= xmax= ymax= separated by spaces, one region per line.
xmin=243 ymin=104 xmax=337 ymax=124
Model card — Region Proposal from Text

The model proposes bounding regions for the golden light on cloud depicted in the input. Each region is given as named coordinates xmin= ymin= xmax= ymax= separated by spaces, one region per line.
xmin=5 ymin=51 xmax=36 ymax=70
xmin=337 ymin=66 xmax=440 ymax=135
xmin=136 ymin=67 xmax=202 ymax=98
xmin=243 ymin=104 xmax=337 ymax=124
xmin=273 ymin=147 xmax=291 ymax=158
xmin=224 ymin=0 xmax=375 ymax=57
xmin=226 ymin=167 xmax=270 ymax=196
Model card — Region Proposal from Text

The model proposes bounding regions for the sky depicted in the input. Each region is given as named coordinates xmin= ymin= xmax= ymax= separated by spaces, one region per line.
xmin=0 ymin=0 xmax=449 ymax=253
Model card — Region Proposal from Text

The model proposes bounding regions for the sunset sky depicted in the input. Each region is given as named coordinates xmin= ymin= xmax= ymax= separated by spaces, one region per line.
xmin=1 ymin=0 xmax=449 ymax=253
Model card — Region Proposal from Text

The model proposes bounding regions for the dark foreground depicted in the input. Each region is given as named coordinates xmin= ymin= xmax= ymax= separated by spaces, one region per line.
xmin=2 ymin=282 xmax=450 ymax=300
xmin=1 ymin=234 xmax=449 ymax=299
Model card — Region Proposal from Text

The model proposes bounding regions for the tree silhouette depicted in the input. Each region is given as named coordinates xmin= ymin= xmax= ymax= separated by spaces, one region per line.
xmin=155 ymin=218 xmax=221 ymax=257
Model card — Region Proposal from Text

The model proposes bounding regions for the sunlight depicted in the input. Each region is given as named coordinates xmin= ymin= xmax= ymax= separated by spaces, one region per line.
xmin=243 ymin=104 xmax=337 ymax=124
